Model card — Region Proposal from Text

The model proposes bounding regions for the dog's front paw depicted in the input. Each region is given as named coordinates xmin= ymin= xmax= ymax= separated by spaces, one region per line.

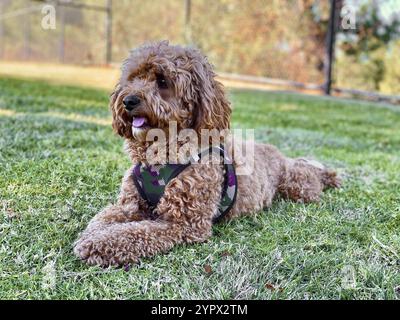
xmin=73 ymin=238 xmax=107 ymax=266
xmin=74 ymin=236 xmax=139 ymax=267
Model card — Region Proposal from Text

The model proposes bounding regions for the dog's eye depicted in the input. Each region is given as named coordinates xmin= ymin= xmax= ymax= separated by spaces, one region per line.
xmin=156 ymin=73 xmax=168 ymax=89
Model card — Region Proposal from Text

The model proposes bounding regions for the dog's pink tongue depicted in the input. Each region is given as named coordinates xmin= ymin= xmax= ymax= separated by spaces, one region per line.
xmin=132 ymin=117 xmax=147 ymax=128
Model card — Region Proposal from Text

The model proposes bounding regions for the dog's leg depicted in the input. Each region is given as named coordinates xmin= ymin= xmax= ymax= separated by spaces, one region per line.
xmin=74 ymin=165 xmax=221 ymax=267
xmin=73 ymin=197 xmax=153 ymax=265
xmin=73 ymin=218 xmax=186 ymax=267
xmin=73 ymin=201 xmax=215 ymax=267
xmin=75 ymin=167 xmax=147 ymax=240
xmin=278 ymin=158 xmax=341 ymax=203
xmin=74 ymin=201 xmax=145 ymax=242
xmin=74 ymin=167 xmax=150 ymax=260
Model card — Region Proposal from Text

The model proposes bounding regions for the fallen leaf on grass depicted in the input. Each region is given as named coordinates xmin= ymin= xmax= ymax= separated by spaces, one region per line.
xmin=4 ymin=207 xmax=18 ymax=219
xmin=204 ymin=264 xmax=213 ymax=275
xmin=220 ymin=251 xmax=231 ymax=257
xmin=265 ymin=283 xmax=283 ymax=292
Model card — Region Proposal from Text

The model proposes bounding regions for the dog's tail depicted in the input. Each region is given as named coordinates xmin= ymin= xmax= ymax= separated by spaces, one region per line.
xmin=279 ymin=158 xmax=341 ymax=203
xmin=297 ymin=158 xmax=341 ymax=189
xmin=321 ymin=169 xmax=341 ymax=189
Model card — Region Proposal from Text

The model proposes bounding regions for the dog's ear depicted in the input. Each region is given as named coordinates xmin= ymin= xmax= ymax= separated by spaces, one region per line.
xmin=191 ymin=60 xmax=231 ymax=132
xmin=110 ymin=84 xmax=132 ymax=138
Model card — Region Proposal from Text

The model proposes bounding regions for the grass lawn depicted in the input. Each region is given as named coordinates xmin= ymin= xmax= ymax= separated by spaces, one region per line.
xmin=1 ymin=76 xmax=400 ymax=299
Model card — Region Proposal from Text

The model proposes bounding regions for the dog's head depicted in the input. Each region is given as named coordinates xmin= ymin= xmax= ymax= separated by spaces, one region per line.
xmin=110 ymin=41 xmax=231 ymax=140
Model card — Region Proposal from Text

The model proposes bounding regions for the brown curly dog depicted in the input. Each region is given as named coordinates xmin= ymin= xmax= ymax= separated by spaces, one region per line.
xmin=74 ymin=41 xmax=340 ymax=267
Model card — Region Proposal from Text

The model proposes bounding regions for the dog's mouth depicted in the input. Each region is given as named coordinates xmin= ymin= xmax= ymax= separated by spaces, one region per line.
xmin=132 ymin=116 xmax=149 ymax=129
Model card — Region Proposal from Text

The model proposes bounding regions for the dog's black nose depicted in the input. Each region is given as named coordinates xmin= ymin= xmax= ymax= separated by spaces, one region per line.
xmin=123 ymin=95 xmax=141 ymax=111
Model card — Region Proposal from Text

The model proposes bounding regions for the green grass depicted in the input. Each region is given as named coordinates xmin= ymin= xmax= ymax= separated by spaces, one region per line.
xmin=1 ymin=77 xmax=400 ymax=299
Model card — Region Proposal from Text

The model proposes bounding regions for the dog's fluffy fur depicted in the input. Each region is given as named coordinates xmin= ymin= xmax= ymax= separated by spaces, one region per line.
xmin=74 ymin=41 xmax=340 ymax=267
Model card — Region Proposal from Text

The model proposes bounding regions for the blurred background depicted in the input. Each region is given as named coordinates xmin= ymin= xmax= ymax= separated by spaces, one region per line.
xmin=0 ymin=0 xmax=399 ymax=102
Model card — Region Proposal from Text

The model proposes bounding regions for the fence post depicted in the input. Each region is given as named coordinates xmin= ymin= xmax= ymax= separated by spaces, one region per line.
xmin=23 ymin=11 xmax=31 ymax=59
xmin=184 ymin=0 xmax=191 ymax=43
xmin=0 ymin=1 xmax=3 ymax=59
xmin=105 ymin=0 xmax=112 ymax=65
xmin=59 ymin=5 xmax=65 ymax=63
xmin=324 ymin=0 xmax=337 ymax=95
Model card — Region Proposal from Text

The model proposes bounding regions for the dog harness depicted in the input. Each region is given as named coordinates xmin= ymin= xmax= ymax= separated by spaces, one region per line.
xmin=132 ymin=146 xmax=238 ymax=223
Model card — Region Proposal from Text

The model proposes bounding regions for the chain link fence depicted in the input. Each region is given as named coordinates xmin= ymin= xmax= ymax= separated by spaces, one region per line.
xmin=111 ymin=0 xmax=329 ymax=84
xmin=0 ymin=0 xmax=110 ymax=64
xmin=0 ymin=0 xmax=399 ymax=100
